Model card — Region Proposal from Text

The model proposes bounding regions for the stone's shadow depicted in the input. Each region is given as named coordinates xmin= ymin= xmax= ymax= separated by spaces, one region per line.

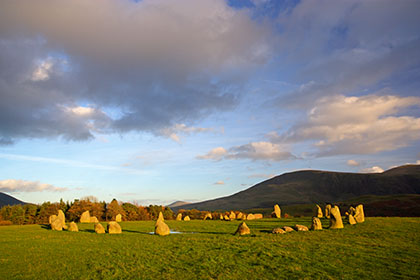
xmin=41 ymin=224 xmax=50 ymax=230
xmin=259 ymin=230 xmax=272 ymax=233
xmin=81 ymin=229 xmax=95 ymax=233
xmin=122 ymin=229 xmax=150 ymax=234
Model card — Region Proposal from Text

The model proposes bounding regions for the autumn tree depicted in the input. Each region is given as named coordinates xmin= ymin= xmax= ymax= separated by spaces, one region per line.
xmin=105 ymin=199 xmax=125 ymax=221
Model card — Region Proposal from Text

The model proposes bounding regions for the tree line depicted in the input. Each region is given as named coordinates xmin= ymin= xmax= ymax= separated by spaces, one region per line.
xmin=0 ymin=197 xmax=174 ymax=225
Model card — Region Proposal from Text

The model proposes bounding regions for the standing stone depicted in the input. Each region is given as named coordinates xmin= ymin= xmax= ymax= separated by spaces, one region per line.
xmin=294 ymin=224 xmax=309 ymax=231
xmin=176 ymin=213 xmax=183 ymax=221
xmin=223 ymin=215 xmax=230 ymax=221
xmin=348 ymin=206 xmax=356 ymax=216
xmin=90 ymin=216 xmax=99 ymax=223
xmin=254 ymin=213 xmax=263 ymax=219
xmin=203 ymin=213 xmax=212 ymax=220
xmin=315 ymin=205 xmax=323 ymax=218
xmin=329 ymin=206 xmax=344 ymax=229
xmin=272 ymin=228 xmax=286 ymax=234
xmin=95 ymin=223 xmax=105 ymax=234
xmin=234 ymin=222 xmax=250 ymax=235
xmin=236 ymin=212 xmax=243 ymax=220
xmin=354 ymin=204 xmax=365 ymax=223
xmin=325 ymin=204 xmax=332 ymax=219
xmin=272 ymin=204 xmax=281 ymax=218
xmin=311 ymin=217 xmax=323 ymax=230
xmin=282 ymin=226 xmax=294 ymax=232
xmin=50 ymin=216 xmax=63 ymax=231
xmin=247 ymin=213 xmax=255 ymax=220
xmin=155 ymin=221 xmax=170 ymax=236
xmin=183 ymin=215 xmax=190 ymax=221
xmin=115 ymin=214 xmax=122 ymax=222
xmin=80 ymin=211 xmax=90 ymax=223
xmin=49 ymin=214 xmax=57 ymax=225
xmin=57 ymin=210 xmax=66 ymax=225
xmin=157 ymin=212 xmax=164 ymax=223
xmin=107 ymin=221 xmax=122 ymax=234
xmin=348 ymin=214 xmax=357 ymax=225
xmin=68 ymin=222 xmax=79 ymax=232
xmin=229 ymin=211 xmax=236 ymax=220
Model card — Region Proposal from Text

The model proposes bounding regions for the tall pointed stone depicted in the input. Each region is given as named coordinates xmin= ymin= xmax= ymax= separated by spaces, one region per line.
xmin=315 ymin=204 xmax=323 ymax=218
xmin=57 ymin=210 xmax=66 ymax=225
xmin=176 ymin=213 xmax=183 ymax=221
xmin=325 ymin=204 xmax=332 ymax=218
xmin=157 ymin=212 xmax=164 ymax=223
xmin=115 ymin=214 xmax=122 ymax=222
xmin=229 ymin=211 xmax=236 ymax=220
xmin=329 ymin=205 xmax=344 ymax=229
xmin=272 ymin=204 xmax=281 ymax=218
xmin=354 ymin=204 xmax=365 ymax=223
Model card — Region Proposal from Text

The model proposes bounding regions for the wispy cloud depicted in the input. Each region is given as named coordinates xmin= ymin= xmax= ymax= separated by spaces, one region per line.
xmin=0 ymin=153 xmax=150 ymax=175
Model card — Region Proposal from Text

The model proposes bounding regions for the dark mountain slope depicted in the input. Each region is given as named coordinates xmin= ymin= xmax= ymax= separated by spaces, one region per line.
xmin=175 ymin=165 xmax=420 ymax=211
xmin=0 ymin=192 xmax=26 ymax=208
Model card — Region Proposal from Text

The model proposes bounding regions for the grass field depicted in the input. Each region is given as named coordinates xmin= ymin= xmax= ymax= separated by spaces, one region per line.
xmin=1 ymin=217 xmax=420 ymax=279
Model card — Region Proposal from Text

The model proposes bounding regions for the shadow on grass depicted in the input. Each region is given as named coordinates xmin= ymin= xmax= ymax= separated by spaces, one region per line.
xmin=41 ymin=224 xmax=50 ymax=230
xmin=121 ymin=229 xmax=151 ymax=235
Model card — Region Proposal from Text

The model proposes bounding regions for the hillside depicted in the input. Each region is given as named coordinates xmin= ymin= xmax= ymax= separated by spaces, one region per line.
xmin=174 ymin=165 xmax=420 ymax=211
xmin=167 ymin=201 xmax=190 ymax=208
xmin=0 ymin=192 xmax=26 ymax=208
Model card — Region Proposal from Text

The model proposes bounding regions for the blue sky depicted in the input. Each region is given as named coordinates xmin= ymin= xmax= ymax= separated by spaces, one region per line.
xmin=0 ymin=0 xmax=419 ymax=205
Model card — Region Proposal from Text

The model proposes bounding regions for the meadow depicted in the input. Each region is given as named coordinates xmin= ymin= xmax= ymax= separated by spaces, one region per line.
xmin=1 ymin=217 xmax=419 ymax=279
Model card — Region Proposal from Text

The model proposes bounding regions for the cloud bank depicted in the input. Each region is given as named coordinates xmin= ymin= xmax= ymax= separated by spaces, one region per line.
xmin=0 ymin=0 xmax=272 ymax=144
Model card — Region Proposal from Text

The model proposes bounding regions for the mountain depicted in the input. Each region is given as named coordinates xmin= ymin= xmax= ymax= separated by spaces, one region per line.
xmin=0 ymin=192 xmax=26 ymax=208
xmin=167 ymin=201 xmax=190 ymax=208
xmin=173 ymin=165 xmax=420 ymax=211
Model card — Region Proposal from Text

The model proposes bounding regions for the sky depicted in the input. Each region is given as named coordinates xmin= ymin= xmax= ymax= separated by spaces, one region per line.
xmin=0 ymin=0 xmax=419 ymax=205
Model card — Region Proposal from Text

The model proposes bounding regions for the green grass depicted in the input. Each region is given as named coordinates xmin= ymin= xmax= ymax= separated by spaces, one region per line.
xmin=1 ymin=218 xmax=420 ymax=279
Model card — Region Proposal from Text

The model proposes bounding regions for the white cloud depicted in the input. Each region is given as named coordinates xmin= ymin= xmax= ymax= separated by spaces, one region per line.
xmin=0 ymin=179 xmax=67 ymax=192
xmin=197 ymin=142 xmax=294 ymax=161
xmin=360 ymin=166 xmax=384 ymax=173
xmin=213 ymin=181 xmax=225 ymax=185
xmin=347 ymin=160 xmax=360 ymax=167
xmin=160 ymin=124 xmax=214 ymax=143
xmin=279 ymin=94 xmax=420 ymax=155
xmin=196 ymin=147 xmax=227 ymax=161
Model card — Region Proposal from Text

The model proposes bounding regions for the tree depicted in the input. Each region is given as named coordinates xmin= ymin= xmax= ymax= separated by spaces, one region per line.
xmin=105 ymin=199 xmax=125 ymax=221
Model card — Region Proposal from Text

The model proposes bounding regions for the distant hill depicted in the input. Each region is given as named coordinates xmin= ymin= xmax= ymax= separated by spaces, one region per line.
xmin=173 ymin=165 xmax=420 ymax=211
xmin=167 ymin=201 xmax=190 ymax=208
xmin=0 ymin=192 xmax=26 ymax=208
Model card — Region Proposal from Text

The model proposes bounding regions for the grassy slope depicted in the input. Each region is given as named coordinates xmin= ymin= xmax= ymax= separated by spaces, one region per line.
xmin=1 ymin=218 xmax=420 ymax=279
xmin=244 ymin=194 xmax=420 ymax=217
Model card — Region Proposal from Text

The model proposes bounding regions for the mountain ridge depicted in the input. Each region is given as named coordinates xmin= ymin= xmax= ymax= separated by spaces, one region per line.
xmin=173 ymin=164 xmax=420 ymax=211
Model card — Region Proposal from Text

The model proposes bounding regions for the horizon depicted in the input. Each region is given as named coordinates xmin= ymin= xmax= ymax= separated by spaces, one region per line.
xmin=1 ymin=0 xmax=420 ymax=205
